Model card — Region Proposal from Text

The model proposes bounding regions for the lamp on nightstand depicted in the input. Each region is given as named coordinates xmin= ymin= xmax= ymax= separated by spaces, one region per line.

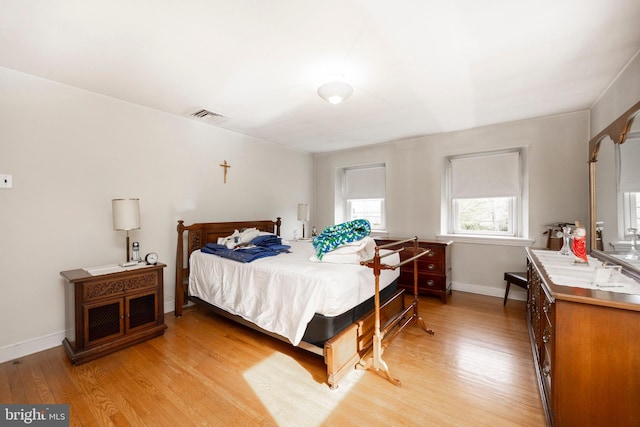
xmin=298 ymin=203 xmax=309 ymax=239
xmin=112 ymin=198 xmax=140 ymax=262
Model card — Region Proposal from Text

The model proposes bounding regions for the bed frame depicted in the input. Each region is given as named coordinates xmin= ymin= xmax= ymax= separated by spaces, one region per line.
xmin=175 ymin=218 xmax=430 ymax=388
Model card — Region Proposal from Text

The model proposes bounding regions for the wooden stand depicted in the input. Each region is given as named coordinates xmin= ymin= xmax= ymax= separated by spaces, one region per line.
xmin=359 ymin=237 xmax=434 ymax=385
xmin=61 ymin=264 xmax=166 ymax=364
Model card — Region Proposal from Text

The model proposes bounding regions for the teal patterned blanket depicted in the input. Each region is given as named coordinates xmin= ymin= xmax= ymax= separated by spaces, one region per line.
xmin=312 ymin=219 xmax=371 ymax=260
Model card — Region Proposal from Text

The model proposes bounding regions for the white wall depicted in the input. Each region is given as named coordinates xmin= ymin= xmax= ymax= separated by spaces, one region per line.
xmin=314 ymin=112 xmax=589 ymax=298
xmin=0 ymin=66 xmax=313 ymax=362
xmin=590 ymin=50 xmax=640 ymax=136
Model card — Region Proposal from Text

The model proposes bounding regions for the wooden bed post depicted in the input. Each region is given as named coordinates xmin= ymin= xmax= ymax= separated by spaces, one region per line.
xmin=175 ymin=220 xmax=185 ymax=317
xmin=275 ymin=217 xmax=282 ymax=236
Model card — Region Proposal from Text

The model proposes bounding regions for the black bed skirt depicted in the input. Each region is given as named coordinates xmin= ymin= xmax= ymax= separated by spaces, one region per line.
xmin=302 ymin=279 xmax=399 ymax=346
xmin=187 ymin=279 xmax=399 ymax=348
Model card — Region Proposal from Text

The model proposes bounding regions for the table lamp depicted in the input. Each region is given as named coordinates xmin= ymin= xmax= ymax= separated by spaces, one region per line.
xmin=298 ymin=203 xmax=309 ymax=239
xmin=112 ymin=198 xmax=140 ymax=262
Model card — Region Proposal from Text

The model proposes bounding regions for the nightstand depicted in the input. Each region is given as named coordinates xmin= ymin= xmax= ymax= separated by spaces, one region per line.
xmin=375 ymin=238 xmax=453 ymax=303
xmin=60 ymin=263 xmax=167 ymax=364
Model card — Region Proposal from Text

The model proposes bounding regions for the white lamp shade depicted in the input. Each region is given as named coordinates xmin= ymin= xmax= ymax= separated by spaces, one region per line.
xmin=317 ymin=81 xmax=353 ymax=104
xmin=112 ymin=198 xmax=140 ymax=231
xmin=297 ymin=203 xmax=310 ymax=221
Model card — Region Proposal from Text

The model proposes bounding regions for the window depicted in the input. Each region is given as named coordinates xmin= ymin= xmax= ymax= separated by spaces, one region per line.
xmin=447 ymin=150 xmax=524 ymax=237
xmin=344 ymin=165 xmax=386 ymax=230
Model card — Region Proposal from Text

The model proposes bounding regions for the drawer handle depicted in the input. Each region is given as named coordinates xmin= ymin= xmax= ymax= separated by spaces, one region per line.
xmin=427 ymin=251 xmax=435 ymax=257
xmin=426 ymin=280 xmax=435 ymax=287
xmin=427 ymin=264 xmax=435 ymax=270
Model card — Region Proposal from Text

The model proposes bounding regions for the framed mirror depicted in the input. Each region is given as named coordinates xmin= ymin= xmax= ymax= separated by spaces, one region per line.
xmin=589 ymin=100 xmax=640 ymax=280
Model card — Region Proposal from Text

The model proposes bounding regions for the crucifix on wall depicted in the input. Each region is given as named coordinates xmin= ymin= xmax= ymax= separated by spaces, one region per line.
xmin=219 ymin=160 xmax=231 ymax=183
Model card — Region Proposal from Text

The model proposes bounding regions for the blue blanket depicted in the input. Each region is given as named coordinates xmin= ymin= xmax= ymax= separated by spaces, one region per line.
xmin=201 ymin=235 xmax=290 ymax=263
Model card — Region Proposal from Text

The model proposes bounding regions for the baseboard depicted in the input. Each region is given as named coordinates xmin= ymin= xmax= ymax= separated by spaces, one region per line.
xmin=451 ymin=281 xmax=527 ymax=302
xmin=0 ymin=331 xmax=66 ymax=364
xmin=2 ymin=300 xmax=181 ymax=364
xmin=1 ymin=285 xmax=526 ymax=364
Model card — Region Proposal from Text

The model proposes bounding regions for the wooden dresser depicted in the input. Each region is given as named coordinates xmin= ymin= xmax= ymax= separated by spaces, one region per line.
xmin=375 ymin=238 xmax=452 ymax=303
xmin=60 ymin=264 xmax=167 ymax=364
xmin=526 ymin=248 xmax=640 ymax=426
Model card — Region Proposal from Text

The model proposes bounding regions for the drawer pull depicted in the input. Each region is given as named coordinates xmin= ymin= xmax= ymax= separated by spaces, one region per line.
xmin=427 ymin=264 xmax=435 ymax=270
xmin=427 ymin=251 xmax=435 ymax=257
xmin=426 ymin=280 xmax=435 ymax=287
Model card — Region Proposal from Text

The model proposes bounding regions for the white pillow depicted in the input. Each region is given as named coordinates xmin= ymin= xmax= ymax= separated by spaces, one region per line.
xmin=309 ymin=237 xmax=376 ymax=264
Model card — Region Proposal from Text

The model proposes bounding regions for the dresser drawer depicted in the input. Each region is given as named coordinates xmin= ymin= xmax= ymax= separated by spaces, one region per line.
xmin=401 ymin=247 xmax=445 ymax=272
xmin=83 ymin=272 xmax=159 ymax=301
xmin=399 ymin=272 xmax=448 ymax=293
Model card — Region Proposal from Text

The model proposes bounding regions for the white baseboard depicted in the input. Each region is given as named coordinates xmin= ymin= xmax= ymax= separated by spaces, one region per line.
xmin=0 ymin=331 xmax=65 ymax=364
xmin=2 ymin=301 xmax=179 ymax=364
xmin=451 ymin=281 xmax=527 ymax=302
xmin=1 ymin=286 xmax=525 ymax=364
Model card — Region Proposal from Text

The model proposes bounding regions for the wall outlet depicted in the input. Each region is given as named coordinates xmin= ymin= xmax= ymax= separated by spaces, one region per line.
xmin=0 ymin=174 xmax=13 ymax=189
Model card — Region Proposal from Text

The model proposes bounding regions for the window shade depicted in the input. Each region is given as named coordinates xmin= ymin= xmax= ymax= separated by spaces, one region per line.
xmin=620 ymin=138 xmax=640 ymax=193
xmin=345 ymin=166 xmax=386 ymax=199
xmin=451 ymin=152 xmax=520 ymax=199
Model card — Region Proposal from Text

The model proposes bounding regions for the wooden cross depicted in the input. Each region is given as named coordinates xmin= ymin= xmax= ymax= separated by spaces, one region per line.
xmin=219 ymin=160 xmax=231 ymax=183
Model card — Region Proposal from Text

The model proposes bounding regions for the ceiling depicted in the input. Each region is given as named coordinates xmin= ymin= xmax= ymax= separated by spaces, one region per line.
xmin=2 ymin=1 xmax=640 ymax=153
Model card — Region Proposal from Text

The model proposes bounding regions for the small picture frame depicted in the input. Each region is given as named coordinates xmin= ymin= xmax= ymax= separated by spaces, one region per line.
xmin=591 ymin=265 xmax=622 ymax=287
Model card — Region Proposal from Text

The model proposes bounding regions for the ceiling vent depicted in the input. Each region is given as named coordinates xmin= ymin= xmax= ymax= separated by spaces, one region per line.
xmin=190 ymin=109 xmax=225 ymax=121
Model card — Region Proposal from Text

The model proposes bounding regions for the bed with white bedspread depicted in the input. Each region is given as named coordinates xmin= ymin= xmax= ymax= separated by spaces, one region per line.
xmin=189 ymin=239 xmax=399 ymax=346
xmin=175 ymin=218 xmax=407 ymax=389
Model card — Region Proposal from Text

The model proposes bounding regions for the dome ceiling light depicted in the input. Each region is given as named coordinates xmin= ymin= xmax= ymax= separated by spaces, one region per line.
xmin=317 ymin=81 xmax=354 ymax=104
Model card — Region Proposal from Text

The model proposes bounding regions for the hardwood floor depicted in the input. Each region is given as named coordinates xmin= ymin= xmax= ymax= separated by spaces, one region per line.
xmin=0 ymin=292 xmax=545 ymax=426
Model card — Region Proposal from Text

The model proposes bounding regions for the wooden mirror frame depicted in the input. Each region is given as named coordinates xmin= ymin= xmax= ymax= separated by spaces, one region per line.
xmin=589 ymin=99 xmax=640 ymax=279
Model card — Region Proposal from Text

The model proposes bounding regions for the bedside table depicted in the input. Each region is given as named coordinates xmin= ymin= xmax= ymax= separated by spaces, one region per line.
xmin=60 ymin=263 xmax=167 ymax=364
xmin=375 ymin=238 xmax=453 ymax=303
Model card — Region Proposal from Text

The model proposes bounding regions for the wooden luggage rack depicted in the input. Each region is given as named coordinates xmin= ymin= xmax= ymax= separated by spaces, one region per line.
xmin=359 ymin=236 xmax=435 ymax=385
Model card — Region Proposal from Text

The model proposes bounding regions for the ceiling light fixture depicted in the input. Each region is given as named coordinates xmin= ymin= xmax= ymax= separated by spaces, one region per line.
xmin=317 ymin=81 xmax=354 ymax=104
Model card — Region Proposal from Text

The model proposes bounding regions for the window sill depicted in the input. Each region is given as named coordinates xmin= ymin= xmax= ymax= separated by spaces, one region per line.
xmin=435 ymin=234 xmax=535 ymax=247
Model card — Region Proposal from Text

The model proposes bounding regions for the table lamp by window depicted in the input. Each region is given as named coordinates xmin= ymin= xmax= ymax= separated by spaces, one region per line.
xmin=112 ymin=198 xmax=140 ymax=262
xmin=298 ymin=203 xmax=309 ymax=239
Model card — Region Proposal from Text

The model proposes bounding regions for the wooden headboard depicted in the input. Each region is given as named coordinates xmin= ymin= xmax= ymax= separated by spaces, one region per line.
xmin=174 ymin=217 xmax=282 ymax=316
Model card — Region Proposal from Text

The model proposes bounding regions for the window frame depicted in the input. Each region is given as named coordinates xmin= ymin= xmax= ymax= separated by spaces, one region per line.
xmin=341 ymin=164 xmax=387 ymax=232
xmin=443 ymin=148 xmax=528 ymax=241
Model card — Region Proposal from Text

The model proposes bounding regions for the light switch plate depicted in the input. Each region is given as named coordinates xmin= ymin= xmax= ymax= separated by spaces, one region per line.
xmin=0 ymin=174 xmax=13 ymax=189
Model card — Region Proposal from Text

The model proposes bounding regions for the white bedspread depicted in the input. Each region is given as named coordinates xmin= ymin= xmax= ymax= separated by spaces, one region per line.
xmin=189 ymin=240 xmax=400 ymax=345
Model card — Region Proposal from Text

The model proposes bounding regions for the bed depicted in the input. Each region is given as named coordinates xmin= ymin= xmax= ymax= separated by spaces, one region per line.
xmin=175 ymin=218 xmax=430 ymax=388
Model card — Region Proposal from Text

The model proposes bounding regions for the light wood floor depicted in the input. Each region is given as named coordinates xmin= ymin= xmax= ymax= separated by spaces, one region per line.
xmin=0 ymin=292 xmax=545 ymax=426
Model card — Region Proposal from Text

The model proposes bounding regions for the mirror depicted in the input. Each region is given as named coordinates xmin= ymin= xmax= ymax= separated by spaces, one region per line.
xmin=595 ymin=135 xmax=617 ymax=249
xmin=589 ymin=100 xmax=640 ymax=279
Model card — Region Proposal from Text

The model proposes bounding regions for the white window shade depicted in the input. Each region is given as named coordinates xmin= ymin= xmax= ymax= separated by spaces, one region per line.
xmin=345 ymin=166 xmax=385 ymax=199
xmin=451 ymin=152 xmax=520 ymax=199
xmin=620 ymin=139 xmax=640 ymax=193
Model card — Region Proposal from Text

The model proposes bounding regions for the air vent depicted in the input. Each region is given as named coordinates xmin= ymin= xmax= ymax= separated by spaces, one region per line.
xmin=190 ymin=109 xmax=225 ymax=120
